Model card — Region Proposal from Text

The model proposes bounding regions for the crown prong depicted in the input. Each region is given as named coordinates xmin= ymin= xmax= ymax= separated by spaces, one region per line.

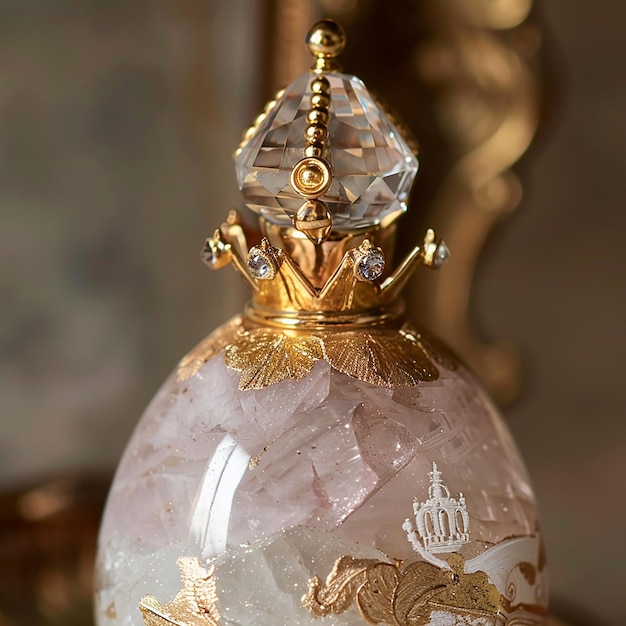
xmin=317 ymin=240 xmax=383 ymax=307
xmin=202 ymin=223 xmax=260 ymax=291
xmin=221 ymin=210 xmax=249 ymax=258
xmin=380 ymin=229 xmax=449 ymax=301
xmin=421 ymin=229 xmax=450 ymax=269
xmin=317 ymin=251 xmax=359 ymax=305
xmin=202 ymin=229 xmax=232 ymax=270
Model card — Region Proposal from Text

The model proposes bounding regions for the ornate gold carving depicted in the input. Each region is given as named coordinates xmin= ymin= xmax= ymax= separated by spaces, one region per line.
xmin=225 ymin=330 xmax=324 ymax=390
xmin=204 ymin=211 xmax=446 ymax=323
xmin=407 ymin=0 xmax=542 ymax=404
xmin=303 ymin=553 xmax=546 ymax=625
xmin=226 ymin=326 xmax=446 ymax=391
xmin=139 ymin=557 xmax=220 ymax=626
xmin=179 ymin=314 xmax=457 ymax=390
xmin=322 ymin=328 xmax=439 ymax=387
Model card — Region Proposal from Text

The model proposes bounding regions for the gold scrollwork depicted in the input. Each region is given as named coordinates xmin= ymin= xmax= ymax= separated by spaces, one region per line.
xmin=139 ymin=557 xmax=220 ymax=626
xmin=302 ymin=552 xmax=546 ymax=625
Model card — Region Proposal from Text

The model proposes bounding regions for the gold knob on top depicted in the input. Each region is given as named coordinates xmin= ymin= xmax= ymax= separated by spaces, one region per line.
xmin=306 ymin=19 xmax=346 ymax=72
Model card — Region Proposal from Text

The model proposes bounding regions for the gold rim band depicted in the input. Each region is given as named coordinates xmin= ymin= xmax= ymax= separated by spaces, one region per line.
xmin=244 ymin=300 xmax=406 ymax=331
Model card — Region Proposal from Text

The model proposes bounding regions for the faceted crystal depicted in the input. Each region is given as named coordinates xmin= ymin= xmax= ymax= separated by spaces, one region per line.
xmin=247 ymin=252 xmax=271 ymax=279
xmin=433 ymin=241 xmax=450 ymax=268
xmin=356 ymin=249 xmax=385 ymax=281
xmin=234 ymin=72 xmax=419 ymax=230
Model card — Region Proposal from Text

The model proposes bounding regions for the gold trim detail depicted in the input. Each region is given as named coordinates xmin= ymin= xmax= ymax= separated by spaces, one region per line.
xmin=305 ymin=19 xmax=346 ymax=73
xmin=292 ymin=73 xmax=333 ymax=242
xmin=177 ymin=315 xmax=458 ymax=391
xmin=139 ymin=557 xmax=220 ymax=626
xmin=203 ymin=211 xmax=447 ymax=320
xmin=226 ymin=330 xmax=324 ymax=390
xmin=302 ymin=553 xmax=546 ymax=625
xmin=291 ymin=156 xmax=332 ymax=198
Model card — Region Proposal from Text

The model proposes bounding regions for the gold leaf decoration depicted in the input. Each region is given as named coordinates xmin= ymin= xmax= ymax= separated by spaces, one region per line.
xmin=177 ymin=315 xmax=460 ymax=391
xmin=303 ymin=552 xmax=545 ymax=625
xmin=139 ymin=557 xmax=220 ymax=626
xmin=225 ymin=328 xmax=324 ymax=390
xmin=322 ymin=330 xmax=439 ymax=387
xmin=177 ymin=315 xmax=245 ymax=382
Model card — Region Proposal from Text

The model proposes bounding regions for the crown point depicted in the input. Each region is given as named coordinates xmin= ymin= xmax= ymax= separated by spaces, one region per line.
xmin=306 ymin=20 xmax=346 ymax=71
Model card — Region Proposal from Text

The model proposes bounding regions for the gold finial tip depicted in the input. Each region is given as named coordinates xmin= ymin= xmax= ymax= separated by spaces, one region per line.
xmin=306 ymin=19 xmax=346 ymax=59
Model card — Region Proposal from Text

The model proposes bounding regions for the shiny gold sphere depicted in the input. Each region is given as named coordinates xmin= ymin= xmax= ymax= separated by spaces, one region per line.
xmin=306 ymin=19 xmax=346 ymax=58
xmin=304 ymin=144 xmax=323 ymax=158
xmin=310 ymin=92 xmax=331 ymax=109
xmin=306 ymin=108 xmax=329 ymax=125
xmin=304 ymin=123 xmax=328 ymax=143
xmin=311 ymin=76 xmax=330 ymax=92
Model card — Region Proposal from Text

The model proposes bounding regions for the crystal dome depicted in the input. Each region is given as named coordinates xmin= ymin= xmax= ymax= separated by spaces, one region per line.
xmin=234 ymin=72 xmax=418 ymax=230
xmin=95 ymin=328 xmax=547 ymax=625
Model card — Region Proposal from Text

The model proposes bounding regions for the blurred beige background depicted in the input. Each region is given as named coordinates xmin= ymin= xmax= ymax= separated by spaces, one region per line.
xmin=0 ymin=0 xmax=624 ymax=623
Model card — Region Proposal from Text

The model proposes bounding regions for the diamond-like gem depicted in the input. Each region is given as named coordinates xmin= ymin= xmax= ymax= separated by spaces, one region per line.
xmin=356 ymin=250 xmax=385 ymax=281
xmin=247 ymin=252 xmax=272 ymax=279
xmin=235 ymin=72 xmax=418 ymax=230
xmin=432 ymin=241 xmax=450 ymax=268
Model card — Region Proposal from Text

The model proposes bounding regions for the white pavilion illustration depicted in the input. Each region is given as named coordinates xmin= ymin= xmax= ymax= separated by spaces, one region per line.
xmin=403 ymin=462 xmax=470 ymax=554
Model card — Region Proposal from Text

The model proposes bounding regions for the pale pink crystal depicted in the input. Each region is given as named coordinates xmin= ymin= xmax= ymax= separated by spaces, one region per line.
xmin=96 ymin=328 xmax=545 ymax=625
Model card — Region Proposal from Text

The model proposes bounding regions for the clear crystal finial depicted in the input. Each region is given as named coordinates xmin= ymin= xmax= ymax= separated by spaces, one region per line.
xmin=234 ymin=71 xmax=419 ymax=232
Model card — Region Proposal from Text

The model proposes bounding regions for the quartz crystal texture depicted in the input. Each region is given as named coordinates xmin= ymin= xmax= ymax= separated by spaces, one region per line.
xmin=234 ymin=72 xmax=419 ymax=230
xmin=96 ymin=319 xmax=548 ymax=626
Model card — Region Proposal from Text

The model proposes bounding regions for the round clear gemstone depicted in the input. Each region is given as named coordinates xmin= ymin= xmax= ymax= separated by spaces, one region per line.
xmin=432 ymin=241 xmax=450 ymax=268
xmin=247 ymin=252 xmax=272 ymax=279
xmin=356 ymin=250 xmax=385 ymax=281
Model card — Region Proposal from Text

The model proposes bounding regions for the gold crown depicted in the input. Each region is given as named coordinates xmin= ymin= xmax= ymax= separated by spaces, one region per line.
xmin=184 ymin=20 xmax=454 ymax=391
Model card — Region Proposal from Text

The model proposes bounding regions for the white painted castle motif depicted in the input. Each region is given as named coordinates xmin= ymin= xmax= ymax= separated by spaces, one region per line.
xmin=403 ymin=462 xmax=470 ymax=554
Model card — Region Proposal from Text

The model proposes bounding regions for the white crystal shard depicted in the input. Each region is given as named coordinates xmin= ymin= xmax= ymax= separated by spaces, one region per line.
xmin=235 ymin=72 xmax=418 ymax=230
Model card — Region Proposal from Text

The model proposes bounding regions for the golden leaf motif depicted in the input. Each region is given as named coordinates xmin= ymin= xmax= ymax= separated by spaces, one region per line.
xmin=176 ymin=314 xmax=460 ymax=391
xmin=303 ymin=553 xmax=545 ymax=625
xmin=177 ymin=315 xmax=244 ymax=382
xmin=322 ymin=330 xmax=439 ymax=387
xmin=139 ymin=557 xmax=220 ymax=626
xmin=225 ymin=329 xmax=324 ymax=391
